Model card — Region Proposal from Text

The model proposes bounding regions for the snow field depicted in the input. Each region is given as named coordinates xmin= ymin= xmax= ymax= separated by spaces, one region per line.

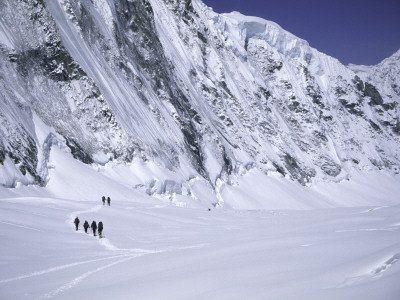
xmin=0 ymin=0 xmax=399 ymax=298
xmin=0 ymin=143 xmax=400 ymax=299
xmin=1 ymin=194 xmax=400 ymax=299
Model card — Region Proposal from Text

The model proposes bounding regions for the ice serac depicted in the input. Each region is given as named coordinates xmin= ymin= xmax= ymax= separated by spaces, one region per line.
xmin=0 ymin=0 xmax=399 ymax=194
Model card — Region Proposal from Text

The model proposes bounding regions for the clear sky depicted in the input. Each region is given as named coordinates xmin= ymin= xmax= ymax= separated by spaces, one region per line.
xmin=202 ymin=0 xmax=400 ymax=66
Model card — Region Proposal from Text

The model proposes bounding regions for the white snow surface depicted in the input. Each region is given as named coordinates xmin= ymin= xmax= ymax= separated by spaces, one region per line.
xmin=1 ymin=0 xmax=400 ymax=298
xmin=1 ymin=144 xmax=400 ymax=299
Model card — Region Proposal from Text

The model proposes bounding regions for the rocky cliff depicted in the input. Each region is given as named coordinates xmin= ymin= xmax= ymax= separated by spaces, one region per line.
xmin=0 ymin=0 xmax=399 ymax=196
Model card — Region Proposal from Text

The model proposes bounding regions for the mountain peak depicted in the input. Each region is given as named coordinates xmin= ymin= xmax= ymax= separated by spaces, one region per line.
xmin=219 ymin=10 xmax=310 ymax=60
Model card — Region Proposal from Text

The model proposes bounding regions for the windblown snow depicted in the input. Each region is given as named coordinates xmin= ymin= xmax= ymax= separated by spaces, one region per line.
xmin=0 ymin=0 xmax=400 ymax=298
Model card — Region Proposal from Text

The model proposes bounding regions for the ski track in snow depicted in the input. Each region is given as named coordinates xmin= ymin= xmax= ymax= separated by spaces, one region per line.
xmin=34 ymin=255 xmax=139 ymax=300
xmin=33 ymin=243 xmax=208 ymax=299
xmin=0 ymin=220 xmax=44 ymax=232
xmin=0 ymin=253 xmax=139 ymax=284
xmin=33 ymin=242 xmax=207 ymax=299
xmin=1 ymin=245 xmax=169 ymax=286
xmin=0 ymin=203 xmax=156 ymax=286
xmin=358 ymin=206 xmax=388 ymax=214
xmin=17 ymin=202 xmax=208 ymax=299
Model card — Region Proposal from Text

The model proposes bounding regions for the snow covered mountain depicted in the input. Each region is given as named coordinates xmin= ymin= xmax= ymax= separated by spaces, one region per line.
xmin=1 ymin=2 xmax=400 ymax=297
xmin=0 ymin=0 xmax=399 ymax=204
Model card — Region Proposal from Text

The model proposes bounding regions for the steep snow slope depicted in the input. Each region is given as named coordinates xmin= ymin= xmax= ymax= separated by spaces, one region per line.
xmin=0 ymin=0 xmax=399 ymax=208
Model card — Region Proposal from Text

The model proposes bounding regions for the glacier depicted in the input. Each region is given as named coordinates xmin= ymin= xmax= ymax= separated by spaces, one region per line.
xmin=1 ymin=0 xmax=400 ymax=298
xmin=0 ymin=146 xmax=400 ymax=299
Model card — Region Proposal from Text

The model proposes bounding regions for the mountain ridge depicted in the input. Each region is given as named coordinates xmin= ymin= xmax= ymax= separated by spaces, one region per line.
xmin=0 ymin=0 xmax=399 ymax=207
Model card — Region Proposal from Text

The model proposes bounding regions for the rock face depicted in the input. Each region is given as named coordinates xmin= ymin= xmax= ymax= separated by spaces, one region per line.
xmin=0 ymin=0 xmax=399 ymax=189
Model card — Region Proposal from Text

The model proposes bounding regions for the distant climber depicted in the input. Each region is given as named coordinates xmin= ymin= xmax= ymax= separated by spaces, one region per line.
xmin=98 ymin=221 xmax=103 ymax=238
xmin=74 ymin=217 xmax=80 ymax=231
xmin=91 ymin=221 xmax=97 ymax=236
xmin=102 ymin=196 xmax=106 ymax=205
xmin=83 ymin=220 xmax=89 ymax=233
xmin=107 ymin=197 xmax=111 ymax=206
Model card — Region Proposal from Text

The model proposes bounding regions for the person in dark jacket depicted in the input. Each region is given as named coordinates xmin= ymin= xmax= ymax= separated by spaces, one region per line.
xmin=102 ymin=196 xmax=106 ymax=205
xmin=83 ymin=220 xmax=89 ymax=233
xmin=107 ymin=197 xmax=111 ymax=206
xmin=91 ymin=221 xmax=97 ymax=236
xmin=74 ymin=217 xmax=80 ymax=231
xmin=98 ymin=221 xmax=103 ymax=238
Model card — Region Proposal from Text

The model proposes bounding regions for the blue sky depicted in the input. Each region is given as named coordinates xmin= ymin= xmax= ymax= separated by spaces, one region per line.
xmin=202 ymin=0 xmax=400 ymax=65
